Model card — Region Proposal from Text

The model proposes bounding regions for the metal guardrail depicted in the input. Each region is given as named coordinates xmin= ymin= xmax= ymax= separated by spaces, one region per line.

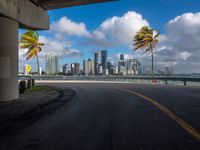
xmin=19 ymin=75 xmax=32 ymax=80
xmin=22 ymin=75 xmax=200 ymax=86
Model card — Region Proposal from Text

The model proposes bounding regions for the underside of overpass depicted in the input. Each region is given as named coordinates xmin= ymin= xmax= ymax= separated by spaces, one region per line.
xmin=0 ymin=0 xmax=113 ymax=101
xmin=31 ymin=0 xmax=114 ymax=10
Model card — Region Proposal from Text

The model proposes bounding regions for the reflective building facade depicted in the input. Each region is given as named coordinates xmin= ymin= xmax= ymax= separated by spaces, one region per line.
xmin=46 ymin=54 xmax=59 ymax=74
xmin=101 ymin=50 xmax=108 ymax=70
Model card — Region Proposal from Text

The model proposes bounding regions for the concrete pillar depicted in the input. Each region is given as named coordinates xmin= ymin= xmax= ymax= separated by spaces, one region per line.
xmin=0 ymin=17 xmax=19 ymax=101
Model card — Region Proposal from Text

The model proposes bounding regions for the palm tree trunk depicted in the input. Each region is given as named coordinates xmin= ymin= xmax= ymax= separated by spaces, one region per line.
xmin=151 ymin=51 xmax=154 ymax=77
xmin=36 ymin=54 xmax=40 ymax=77
xmin=150 ymin=42 xmax=154 ymax=77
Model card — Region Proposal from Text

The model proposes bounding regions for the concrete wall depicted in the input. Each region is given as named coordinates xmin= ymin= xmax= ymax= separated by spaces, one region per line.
xmin=0 ymin=0 xmax=49 ymax=30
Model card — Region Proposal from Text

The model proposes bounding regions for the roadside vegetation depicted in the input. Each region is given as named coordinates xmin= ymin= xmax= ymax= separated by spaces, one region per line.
xmin=25 ymin=86 xmax=52 ymax=93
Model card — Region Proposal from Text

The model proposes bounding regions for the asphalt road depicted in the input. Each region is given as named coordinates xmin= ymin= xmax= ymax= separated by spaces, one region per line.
xmin=1 ymin=83 xmax=200 ymax=150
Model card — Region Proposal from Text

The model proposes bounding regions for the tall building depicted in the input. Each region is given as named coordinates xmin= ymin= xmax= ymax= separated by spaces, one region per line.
xmin=62 ymin=64 xmax=69 ymax=74
xmin=46 ymin=54 xmax=59 ymax=74
xmin=94 ymin=52 xmax=99 ymax=75
xmin=71 ymin=63 xmax=80 ymax=75
xmin=127 ymin=59 xmax=141 ymax=75
xmin=101 ymin=50 xmax=108 ymax=70
xmin=83 ymin=59 xmax=94 ymax=75
xmin=107 ymin=61 xmax=112 ymax=71
xmin=118 ymin=65 xmax=126 ymax=75
xmin=108 ymin=63 xmax=115 ymax=75
xmin=120 ymin=54 xmax=124 ymax=61
xmin=98 ymin=65 xmax=103 ymax=74
xmin=118 ymin=53 xmax=126 ymax=74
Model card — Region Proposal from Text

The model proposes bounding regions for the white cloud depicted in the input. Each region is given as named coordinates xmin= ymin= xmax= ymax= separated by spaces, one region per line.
xmin=157 ymin=34 xmax=167 ymax=43
xmin=39 ymin=36 xmax=81 ymax=58
xmin=164 ymin=12 xmax=200 ymax=52
xmin=51 ymin=16 xmax=90 ymax=37
xmin=152 ymin=12 xmax=200 ymax=72
xmin=177 ymin=51 xmax=191 ymax=60
xmin=87 ymin=11 xmax=149 ymax=47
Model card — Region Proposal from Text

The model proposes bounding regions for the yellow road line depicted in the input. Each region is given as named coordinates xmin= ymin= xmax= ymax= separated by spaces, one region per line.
xmin=115 ymin=87 xmax=200 ymax=142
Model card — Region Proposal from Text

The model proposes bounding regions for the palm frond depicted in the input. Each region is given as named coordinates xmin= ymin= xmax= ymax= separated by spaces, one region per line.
xmin=39 ymin=43 xmax=44 ymax=46
xmin=26 ymin=47 xmax=38 ymax=60
xmin=20 ymin=35 xmax=36 ymax=43
xmin=133 ymin=26 xmax=160 ymax=53
xmin=20 ymin=43 xmax=33 ymax=49
xmin=154 ymin=30 xmax=160 ymax=38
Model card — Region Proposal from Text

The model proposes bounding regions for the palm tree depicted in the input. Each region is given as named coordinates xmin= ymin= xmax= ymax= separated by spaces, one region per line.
xmin=133 ymin=26 xmax=160 ymax=76
xmin=20 ymin=30 xmax=44 ymax=76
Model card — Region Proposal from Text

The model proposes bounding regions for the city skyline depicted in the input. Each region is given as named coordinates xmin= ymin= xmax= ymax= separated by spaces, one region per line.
xmin=19 ymin=48 xmax=175 ymax=76
xmin=42 ymin=50 xmax=173 ymax=76
xmin=19 ymin=0 xmax=200 ymax=73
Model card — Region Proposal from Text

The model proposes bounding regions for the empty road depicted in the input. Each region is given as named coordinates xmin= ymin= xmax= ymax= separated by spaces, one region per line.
xmin=1 ymin=83 xmax=200 ymax=150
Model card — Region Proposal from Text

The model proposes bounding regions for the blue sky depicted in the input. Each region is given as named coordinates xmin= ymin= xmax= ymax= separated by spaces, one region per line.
xmin=47 ymin=0 xmax=200 ymax=31
xmin=19 ymin=0 xmax=200 ymax=73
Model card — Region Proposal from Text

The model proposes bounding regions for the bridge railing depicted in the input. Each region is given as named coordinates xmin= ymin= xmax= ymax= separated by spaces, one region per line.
xmin=22 ymin=75 xmax=200 ymax=86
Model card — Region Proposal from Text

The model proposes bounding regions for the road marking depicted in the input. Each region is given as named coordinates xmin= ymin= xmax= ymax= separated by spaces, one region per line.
xmin=114 ymin=87 xmax=200 ymax=142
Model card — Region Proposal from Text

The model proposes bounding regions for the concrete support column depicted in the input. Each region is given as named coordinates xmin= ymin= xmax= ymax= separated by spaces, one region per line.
xmin=0 ymin=17 xmax=19 ymax=101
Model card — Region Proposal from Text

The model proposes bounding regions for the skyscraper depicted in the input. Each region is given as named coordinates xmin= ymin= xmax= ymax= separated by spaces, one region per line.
xmin=71 ymin=63 xmax=80 ymax=75
xmin=120 ymin=54 xmax=124 ymax=61
xmin=98 ymin=65 xmax=103 ymax=74
xmin=83 ymin=59 xmax=94 ymax=75
xmin=118 ymin=53 xmax=126 ymax=74
xmin=62 ymin=64 xmax=68 ymax=74
xmin=101 ymin=50 xmax=108 ymax=70
xmin=94 ymin=52 xmax=99 ymax=75
xmin=127 ymin=59 xmax=141 ymax=75
xmin=46 ymin=54 xmax=59 ymax=74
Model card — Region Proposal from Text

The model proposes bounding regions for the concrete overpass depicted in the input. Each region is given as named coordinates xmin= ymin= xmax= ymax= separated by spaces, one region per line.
xmin=0 ymin=0 xmax=113 ymax=101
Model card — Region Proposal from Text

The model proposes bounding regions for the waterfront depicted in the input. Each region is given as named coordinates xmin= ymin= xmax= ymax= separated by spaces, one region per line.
xmin=19 ymin=75 xmax=200 ymax=87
